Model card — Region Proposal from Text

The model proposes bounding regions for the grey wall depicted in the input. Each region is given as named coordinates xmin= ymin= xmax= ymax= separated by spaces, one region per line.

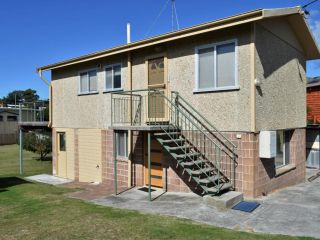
xmin=255 ymin=17 xmax=307 ymax=131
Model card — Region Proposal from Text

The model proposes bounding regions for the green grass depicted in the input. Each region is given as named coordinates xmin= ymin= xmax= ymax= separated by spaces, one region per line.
xmin=0 ymin=144 xmax=52 ymax=177
xmin=0 ymin=145 xmax=314 ymax=239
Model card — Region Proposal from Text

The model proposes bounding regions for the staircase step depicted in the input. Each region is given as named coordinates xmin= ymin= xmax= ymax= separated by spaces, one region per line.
xmin=193 ymin=175 xmax=220 ymax=184
xmin=202 ymin=183 xmax=232 ymax=194
xmin=173 ymin=152 xmax=200 ymax=160
xmin=180 ymin=159 xmax=205 ymax=167
xmin=158 ymin=138 xmax=185 ymax=144
xmin=154 ymin=132 xmax=181 ymax=137
xmin=186 ymin=167 xmax=214 ymax=176
xmin=166 ymin=145 xmax=191 ymax=151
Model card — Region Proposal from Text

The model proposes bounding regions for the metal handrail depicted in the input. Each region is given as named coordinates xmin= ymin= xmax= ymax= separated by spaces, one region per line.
xmin=172 ymin=91 xmax=236 ymax=149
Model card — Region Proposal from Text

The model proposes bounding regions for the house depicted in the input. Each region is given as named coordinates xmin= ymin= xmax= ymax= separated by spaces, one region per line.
xmin=0 ymin=109 xmax=19 ymax=145
xmin=37 ymin=7 xmax=320 ymax=198
xmin=307 ymin=76 xmax=320 ymax=124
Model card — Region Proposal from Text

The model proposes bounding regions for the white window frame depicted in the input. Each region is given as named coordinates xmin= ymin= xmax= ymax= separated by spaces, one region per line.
xmin=104 ymin=63 xmax=123 ymax=92
xmin=194 ymin=39 xmax=239 ymax=93
xmin=116 ymin=131 xmax=128 ymax=159
xmin=78 ymin=68 xmax=99 ymax=95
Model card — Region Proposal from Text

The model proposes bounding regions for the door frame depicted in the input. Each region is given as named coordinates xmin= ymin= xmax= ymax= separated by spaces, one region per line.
xmin=144 ymin=53 xmax=169 ymax=122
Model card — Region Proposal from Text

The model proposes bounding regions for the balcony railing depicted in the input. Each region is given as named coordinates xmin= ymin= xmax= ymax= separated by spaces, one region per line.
xmin=19 ymin=101 xmax=48 ymax=123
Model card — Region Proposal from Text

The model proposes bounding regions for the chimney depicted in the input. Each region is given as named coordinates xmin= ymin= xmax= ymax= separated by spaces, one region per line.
xmin=127 ymin=23 xmax=131 ymax=44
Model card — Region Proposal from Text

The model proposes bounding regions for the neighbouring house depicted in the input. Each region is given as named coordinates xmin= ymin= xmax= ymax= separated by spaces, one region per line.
xmin=307 ymin=77 xmax=320 ymax=124
xmin=0 ymin=109 xmax=19 ymax=145
xmin=37 ymin=7 xmax=320 ymax=198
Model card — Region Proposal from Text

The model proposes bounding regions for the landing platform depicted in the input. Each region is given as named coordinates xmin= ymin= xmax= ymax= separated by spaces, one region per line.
xmin=109 ymin=125 xmax=171 ymax=131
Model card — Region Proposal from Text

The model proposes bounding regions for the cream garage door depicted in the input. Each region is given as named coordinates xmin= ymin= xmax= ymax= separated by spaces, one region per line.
xmin=78 ymin=129 xmax=102 ymax=183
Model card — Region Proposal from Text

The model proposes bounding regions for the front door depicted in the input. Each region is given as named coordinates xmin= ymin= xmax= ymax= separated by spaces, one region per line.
xmin=147 ymin=56 xmax=167 ymax=122
xmin=57 ymin=132 xmax=67 ymax=178
xmin=144 ymin=134 xmax=163 ymax=188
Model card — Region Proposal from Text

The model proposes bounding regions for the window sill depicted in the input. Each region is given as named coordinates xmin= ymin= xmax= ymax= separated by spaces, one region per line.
xmin=275 ymin=164 xmax=296 ymax=177
xmin=116 ymin=156 xmax=128 ymax=162
xmin=103 ymin=89 xmax=124 ymax=93
xmin=193 ymin=86 xmax=240 ymax=94
xmin=78 ymin=91 xmax=99 ymax=96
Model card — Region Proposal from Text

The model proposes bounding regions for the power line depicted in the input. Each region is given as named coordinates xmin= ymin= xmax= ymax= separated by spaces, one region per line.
xmin=302 ymin=0 xmax=319 ymax=9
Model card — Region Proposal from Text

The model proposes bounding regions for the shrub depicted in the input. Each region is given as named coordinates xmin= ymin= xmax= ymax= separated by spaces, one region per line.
xmin=23 ymin=130 xmax=52 ymax=161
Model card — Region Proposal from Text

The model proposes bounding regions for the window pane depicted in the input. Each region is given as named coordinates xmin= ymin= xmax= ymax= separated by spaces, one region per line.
xmin=88 ymin=70 xmax=97 ymax=92
xmin=59 ymin=133 xmax=66 ymax=151
xmin=117 ymin=132 xmax=127 ymax=157
xmin=113 ymin=65 xmax=121 ymax=89
xmin=275 ymin=130 xmax=291 ymax=168
xmin=105 ymin=67 xmax=113 ymax=89
xmin=198 ymin=47 xmax=215 ymax=89
xmin=275 ymin=131 xmax=284 ymax=168
xmin=80 ymin=73 xmax=88 ymax=93
xmin=216 ymin=42 xmax=235 ymax=87
xmin=284 ymin=131 xmax=291 ymax=165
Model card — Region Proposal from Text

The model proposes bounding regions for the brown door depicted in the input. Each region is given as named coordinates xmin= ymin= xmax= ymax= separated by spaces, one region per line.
xmin=147 ymin=56 xmax=167 ymax=121
xmin=144 ymin=134 xmax=163 ymax=188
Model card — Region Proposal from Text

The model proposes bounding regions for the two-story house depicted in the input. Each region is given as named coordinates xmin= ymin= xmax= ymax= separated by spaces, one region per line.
xmin=37 ymin=7 xmax=319 ymax=198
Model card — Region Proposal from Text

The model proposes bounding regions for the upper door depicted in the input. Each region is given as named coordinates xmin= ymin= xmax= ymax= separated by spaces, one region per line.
xmin=147 ymin=56 xmax=168 ymax=122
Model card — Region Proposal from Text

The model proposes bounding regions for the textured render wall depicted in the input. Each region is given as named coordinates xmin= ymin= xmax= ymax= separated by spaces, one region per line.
xmin=51 ymin=55 xmax=128 ymax=129
xmin=255 ymin=18 xmax=307 ymax=131
xmin=51 ymin=25 xmax=253 ymax=132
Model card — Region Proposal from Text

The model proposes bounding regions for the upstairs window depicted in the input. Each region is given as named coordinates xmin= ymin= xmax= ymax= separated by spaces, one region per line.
xmin=195 ymin=40 xmax=237 ymax=92
xmin=79 ymin=69 xmax=98 ymax=94
xmin=105 ymin=64 xmax=122 ymax=91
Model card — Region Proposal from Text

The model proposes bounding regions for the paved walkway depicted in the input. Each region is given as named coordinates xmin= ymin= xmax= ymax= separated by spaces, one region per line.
xmin=25 ymin=174 xmax=73 ymax=185
xmin=92 ymin=169 xmax=320 ymax=238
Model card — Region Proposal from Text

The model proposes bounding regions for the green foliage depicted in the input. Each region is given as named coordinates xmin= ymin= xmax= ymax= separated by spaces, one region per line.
xmin=1 ymin=89 xmax=39 ymax=104
xmin=23 ymin=131 xmax=52 ymax=161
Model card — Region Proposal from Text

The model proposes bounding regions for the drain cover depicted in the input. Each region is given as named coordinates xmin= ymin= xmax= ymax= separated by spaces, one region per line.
xmin=232 ymin=201 xmax=260 ymax=213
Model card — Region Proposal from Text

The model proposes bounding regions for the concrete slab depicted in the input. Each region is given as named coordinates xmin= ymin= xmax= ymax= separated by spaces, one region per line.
xmin=204 ymin=191 xmax=243 ymax=209
xmin=25 ymin=174 xmax=73 ymax=185
xmin=90 ymin=169 xmax=320 ymax=238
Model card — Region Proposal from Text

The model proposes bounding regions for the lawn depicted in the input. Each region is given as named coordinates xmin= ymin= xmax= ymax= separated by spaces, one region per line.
xmin=0 ymin=144 xmax=52 ymax=177
xmin=0 ymin=145 xmax=314 ymax=240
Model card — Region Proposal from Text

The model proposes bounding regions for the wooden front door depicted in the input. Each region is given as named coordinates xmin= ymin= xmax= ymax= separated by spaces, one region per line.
xmin=147 ymin=56 xmax=167 ymax=121
xmin=144 ymin=134 xmax=163 ymax=188
xmin=57 ymin=132 xmax=67 ymax=178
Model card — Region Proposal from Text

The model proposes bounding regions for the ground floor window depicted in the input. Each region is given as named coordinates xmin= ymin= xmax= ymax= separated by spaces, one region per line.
xmin=116 ymin=131 xmax=128 ymax=158
xmin=275 ymin=130 xmax=291 ymax=168
xmin=58 ymin=132 xmax=66 ymax=151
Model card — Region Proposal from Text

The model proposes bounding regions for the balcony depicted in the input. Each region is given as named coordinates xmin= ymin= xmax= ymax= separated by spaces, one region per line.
xmin=18 ymin=101 xmax=49 ymax=128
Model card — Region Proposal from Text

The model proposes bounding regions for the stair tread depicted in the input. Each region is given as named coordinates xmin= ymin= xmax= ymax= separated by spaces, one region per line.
xmin=173 ymin=152 xmax=200 ymax=159
xmin=186 ymin=167 xmax=214 ymax=175
xmin=180 ymin=159 xmax=205 ymax=167
xmin=202 ymin=183 xmax=232 ymax=193
xmin=166 ymin=145 xmax=191 ymax=151
xmin=193 ymin=175 xmax=220 ymax=184
xmin=154 ymin=132 xmax=181 ymax=136
xmin=158 ymin=138 xmax=185 ymax=144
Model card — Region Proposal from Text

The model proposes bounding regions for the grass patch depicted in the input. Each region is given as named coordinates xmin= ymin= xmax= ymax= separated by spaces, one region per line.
xmin=0 ymin=144 xmax=52 ymax=177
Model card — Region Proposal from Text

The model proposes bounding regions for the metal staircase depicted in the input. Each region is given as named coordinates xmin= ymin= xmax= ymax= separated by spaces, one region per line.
xmin=111 ymin=89 xmax=237 ymax=195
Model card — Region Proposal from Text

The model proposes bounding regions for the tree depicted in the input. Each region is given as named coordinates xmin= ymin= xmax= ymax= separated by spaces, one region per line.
xmin=23 ymin=130 xmax=52 ymax=161
xmin=1 ymin=89 xmax=39 ymax=104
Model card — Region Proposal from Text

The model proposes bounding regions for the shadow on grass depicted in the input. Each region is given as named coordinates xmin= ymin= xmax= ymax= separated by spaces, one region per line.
xmin=31 ymin=156 xmax=52 ymax=162
xmin=0 ymin=177 xmax=31 ymax=189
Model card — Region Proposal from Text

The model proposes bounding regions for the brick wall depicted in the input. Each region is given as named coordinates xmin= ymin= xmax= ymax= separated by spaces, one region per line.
xmin=307 ymin=86 xmax=320 ymax=123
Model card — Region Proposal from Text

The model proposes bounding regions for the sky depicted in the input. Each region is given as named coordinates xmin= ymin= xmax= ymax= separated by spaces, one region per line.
xmin=0 ymin=0 xmax=319 ymax=99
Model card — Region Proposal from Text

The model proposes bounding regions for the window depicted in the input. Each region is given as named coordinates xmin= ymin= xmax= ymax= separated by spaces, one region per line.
xmin=58 ymin=133 xmax=66 ymax=151
xmin=105 ymin=64 xmax=122 ymax=91
xmin=79 ymin=69 xmax=98 ymax=94
xmin=7 ymin=115 xmax=17 ymax=121
xmin=275 ymin=130 xmax=291 ymax=168
xmin=195 ymin=40 xmax=237 ymax=92
xmin=0 ymin=116 xmax=3 ymax=121
xmin=116 ymin=131 xmax=128 ymax=158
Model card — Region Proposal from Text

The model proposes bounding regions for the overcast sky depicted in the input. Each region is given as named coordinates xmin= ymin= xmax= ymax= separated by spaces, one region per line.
xmin=0 ymin=0 xmax=319 ymax=99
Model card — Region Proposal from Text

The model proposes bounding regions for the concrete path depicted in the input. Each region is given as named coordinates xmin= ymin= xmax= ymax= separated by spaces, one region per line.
xmin=93 ymin=169 xmax=320 ymax=238
xmin=25 ymin=174 xmax=73 ymax=185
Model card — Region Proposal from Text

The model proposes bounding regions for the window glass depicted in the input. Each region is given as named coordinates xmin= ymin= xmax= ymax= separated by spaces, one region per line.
xmin=113 ymin=65 xmax=121 ymax=89
xmin=105 ymin=67 xmax=113 ymax=89
xmin=88 ymin=70 xmax=97 ymax=92
xmin=80 ymin=72 xmax=88 ymax=93
xmin=216 ymin=42 xmax=235 ymax=87
xmin=59 ymin=133 xmax=66 ymax=151
xmin=275 ymin=130 xmax=291 ymax=168
xmin=116 ymin=131 xmax=128 ymax=158
xmin=198 ymin=47 xmax=215 ymax=89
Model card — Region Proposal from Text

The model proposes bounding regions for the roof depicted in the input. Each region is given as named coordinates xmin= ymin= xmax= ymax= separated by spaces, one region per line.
xmin=307 ymin=77 xmax=320 ymax=88
xmin=37 ymin=7 xmax=320 ymax=72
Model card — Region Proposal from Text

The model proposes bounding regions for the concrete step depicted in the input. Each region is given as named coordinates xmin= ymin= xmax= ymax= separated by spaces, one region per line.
xmin=203 ymin=191 xmax=243 ymax=209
